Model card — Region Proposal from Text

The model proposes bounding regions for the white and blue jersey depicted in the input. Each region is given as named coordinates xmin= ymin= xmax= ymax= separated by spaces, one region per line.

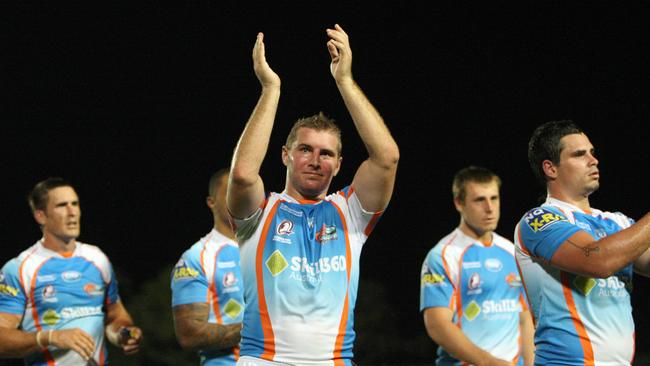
xmin=0 ymin=240 xmax=119 ymax=366
xmin=171 ymin=229 xmax=244 ymax=365
xmin=233 ymin=186 xmax=382 ymax=366
xmin=420 ymin=229 xmax=528 ymax=365
xmin=514 ymin=197 xmax=636 ymax=366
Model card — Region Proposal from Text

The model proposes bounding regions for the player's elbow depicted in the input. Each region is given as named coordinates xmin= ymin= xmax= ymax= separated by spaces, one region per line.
xmin=175 ymin=331 xmax=198 ymax=351
xmin=229 ymin=167 xmax=258 ymax=189
xmin=372 ymin=146 xmax=400 ymax=171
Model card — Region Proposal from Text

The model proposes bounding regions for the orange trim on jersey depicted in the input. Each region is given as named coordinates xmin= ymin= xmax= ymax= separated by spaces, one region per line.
xmin=234 ymin=345 xmax=240 ymax=360
xmin=330 ymin=201 xmax=352 ymax=364
xmin=99 ymin=344 xmax=106 ymax=365
xmin=297 ymin=199 xmax=320 ymax=204
xmin=560 ymin=271 xmax=594 ymax=365
xmin=209 ymin=246 xmax=227 ymax=324
xmin=28 ymin=259 xmax=56 ymax=366
xmin=454 ymin=244 xmax=473 ymax=326
xmin=440 ymin=233 xmax=458 ymax=308
xmin=363 ymin=212 xmax=381 ymax=237
xmin=60 ymin=251 xmax=74 ymax=258
xmin=255 ymin=200 xmax=281 ymax=360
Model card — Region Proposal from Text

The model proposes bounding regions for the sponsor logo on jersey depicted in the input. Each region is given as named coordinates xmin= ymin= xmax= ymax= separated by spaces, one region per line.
xmin=266 ymin=250 xmax=289 ymax=277
xmin=0 ymin=284 xmax=19 ymax=297
xmin=61 ymin=271 xmax=82 ymax=282
xmin=524 ymin=208 xmax=568 ymax=232
xmin=173 ymin=266 xmax=199 ymax=280
xmin=217 ymin=261 xmax=236 ymax=268
xmin=223 ymin=299 xmax=243 ymax=319
xmin=315 ymin=224 xmax=337 ymax=244
xmin=222 ymin=272 xmax=238 ymax=287
xmin=462 ymin=261 xmax=481 ymax=269
xmin=482 ymin=299 xmax=520 ymax=314
xmin=464 ymin=300 xmax=481 ymax=321
xmin=505 ymin=272 xmax=522 ymax=287
xmin=60 ymin=305 xmax=103 ymax=319
xmin=280 ymin=204 xmax=303 ymax=217
xmin=276 ymin=220 xmax=294 ymax=235
xmin=37 ymin=274 xmax=57 ymax=283
xmin=465 ymin=299 xmax=521 ymax=321
xmin=290 ymin=255 xmax=346 ymax=275
xmin=42 ymin=309 xmax=60 ymax=325
xmin=84 ymin=283 xmax=104 ymax=297
xmin=42 ymin=285 xmax=57 ymax=303
xmin=484 ymin=258 xmax=503 ymax=272
xmin=421 ymin=272 xmax=445 ymax=287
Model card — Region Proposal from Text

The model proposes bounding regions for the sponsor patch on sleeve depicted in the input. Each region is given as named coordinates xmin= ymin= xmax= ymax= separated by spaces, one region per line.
xmin=524 ymin=208 xmax=568 ymax=232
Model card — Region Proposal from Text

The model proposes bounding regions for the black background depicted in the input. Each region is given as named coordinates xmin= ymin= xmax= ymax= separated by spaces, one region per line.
xmin=2 ymin=1 xmax=649 ymax=364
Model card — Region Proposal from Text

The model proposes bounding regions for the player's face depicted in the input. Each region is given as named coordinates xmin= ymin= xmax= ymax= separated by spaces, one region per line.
xmin=283 ymin=127 xmax=342 ymax=200
xmin=36 ymin=186 xmax=81 ymax=244
xmin=554 ymin=133 xmax=600 ymax=196
xmin=212 ymin=174 xmax=230 ymax=224
xmin=456 ymin=180 xmax=500 ymax=236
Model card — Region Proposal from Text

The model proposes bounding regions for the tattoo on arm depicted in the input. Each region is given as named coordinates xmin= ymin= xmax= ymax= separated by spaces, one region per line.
xmin=567 ymin=239 xmax=600 ymax=257
xmin=173 ymin=303 xmax=241 ymax=350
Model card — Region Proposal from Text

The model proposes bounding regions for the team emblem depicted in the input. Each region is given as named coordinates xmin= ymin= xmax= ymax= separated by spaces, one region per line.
xmin=276 ymin=220 xmax=294 ymax=235
xmin=468 ymin=273 xmax=481 ymax=290
xmin=222 ymin=271 xmax=238 ymax=287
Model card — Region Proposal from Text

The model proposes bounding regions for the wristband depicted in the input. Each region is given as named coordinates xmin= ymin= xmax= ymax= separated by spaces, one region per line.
xmin=36 ymin=331 xmax=44 ymax=348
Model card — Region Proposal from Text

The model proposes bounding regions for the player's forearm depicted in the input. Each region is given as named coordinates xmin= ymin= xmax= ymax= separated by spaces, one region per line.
xmin=0 ymin=329 xmax=43 ymax=357
xmin=426 ymin=323 xmax=496 ymax=366
xmin=231 ymin=87 xmax=281 ymax=185
xmin=336 ymin=79 xmax=399 ymax=170
xmin=176 ymin=322 xmax=241 ymax=351
xmin=519 ymin=311 xmax=535 ymax=366
xmin=592 ymin=213 xmax=650 ymax=277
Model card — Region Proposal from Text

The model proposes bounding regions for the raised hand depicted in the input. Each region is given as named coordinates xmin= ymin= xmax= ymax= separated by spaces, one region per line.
xmin=326 ymin=24 xmax=353 ymax=83
xmin=252 ymin=32 xmax=281 ymax=88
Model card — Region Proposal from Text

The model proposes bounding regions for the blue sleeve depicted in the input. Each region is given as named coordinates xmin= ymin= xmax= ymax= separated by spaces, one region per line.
xmin=0 ymin=259 xmax=26 ymax=315
xmin=518 ymin=207 xmax=582 ymax=261
xmin=105 ymin=262 xmax=120 ymax=305
xmin=171 ymin=248 xmax=209 ymax=307
xmin=419 ymin=248 xmax=454 ymax=311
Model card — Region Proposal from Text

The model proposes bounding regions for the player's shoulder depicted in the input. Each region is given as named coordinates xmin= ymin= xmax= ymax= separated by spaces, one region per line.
xmin=518 ymin=205 xmax=570 ymax=232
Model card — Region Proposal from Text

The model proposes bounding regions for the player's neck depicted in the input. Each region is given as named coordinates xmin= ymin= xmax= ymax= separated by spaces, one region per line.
xmin=284 ymin=186 xmax=326 ymax=203
xmin=41 ymin=234 xmax=77 ymax=254
xmin=548 ymin=189 xmax=591 ymax=212
xmin=458 ymin=222 xmax=493 ymax=244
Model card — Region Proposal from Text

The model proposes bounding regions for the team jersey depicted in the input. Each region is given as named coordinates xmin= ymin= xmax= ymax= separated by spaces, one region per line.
xmin=0 ymin=240 xmax=120 ymax=366
xmin=171 ymin=229 xmax=244 ymax=365
xmin=514 ymin=197 xmax=636 ymax=366
xmin=420 ymin=228 xmax=528 ymax=366
xmin=233 ymin=186 xmax=382 ymax=366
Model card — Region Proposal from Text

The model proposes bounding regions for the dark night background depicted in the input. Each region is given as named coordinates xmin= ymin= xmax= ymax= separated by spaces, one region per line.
xmin=2 ymin=2 xmax=649 ymax=365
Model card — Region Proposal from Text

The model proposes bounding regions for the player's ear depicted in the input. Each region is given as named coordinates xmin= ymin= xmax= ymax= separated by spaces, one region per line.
xmin=542 ymin=160 xmax=557 ymax=179
xmin=282 ymin=146 xmax=289 ymax=167
xmin=33 ymin=210 xmax=47 ymax=226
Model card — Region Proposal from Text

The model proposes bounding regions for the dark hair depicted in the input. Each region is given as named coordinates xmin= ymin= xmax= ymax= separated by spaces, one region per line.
xmin=285 ymin=112 xmax=342 ymax=156
xmin=208 ymin=168 xmax=230 ymax=197
xmin=528 ymin=120 xmax=584 ymax=185
xmin=452 ymin=166 xmax=501 ymax=202
xmin=28 ymin=177 xmax=73 ymax=213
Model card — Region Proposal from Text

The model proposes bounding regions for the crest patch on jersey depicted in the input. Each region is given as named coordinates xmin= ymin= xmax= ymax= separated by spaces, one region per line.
xmin=524 ymin=208 xmax=568 ymax=232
